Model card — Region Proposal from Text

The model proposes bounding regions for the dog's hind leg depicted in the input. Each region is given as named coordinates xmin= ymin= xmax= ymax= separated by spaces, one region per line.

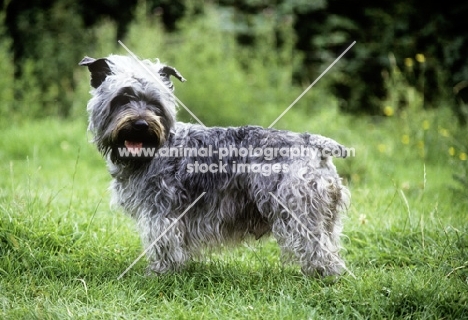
xmin=271 ymin=210 xmax=344 ymax=277
xmin=270 ymin=180 xmax=348 ymax=277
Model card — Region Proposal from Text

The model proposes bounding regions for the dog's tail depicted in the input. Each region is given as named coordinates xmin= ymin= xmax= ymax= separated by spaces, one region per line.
xmin=305 ymin=134 xmax=351 ymax=159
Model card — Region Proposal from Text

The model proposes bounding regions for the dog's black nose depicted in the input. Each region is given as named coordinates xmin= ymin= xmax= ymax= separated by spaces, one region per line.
xmin=132 ymin=119 xmax=149 ymax=131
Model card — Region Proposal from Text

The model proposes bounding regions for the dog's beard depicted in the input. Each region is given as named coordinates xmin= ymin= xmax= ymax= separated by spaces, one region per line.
xmin=103 ymin=111 xmax=168 ymax=164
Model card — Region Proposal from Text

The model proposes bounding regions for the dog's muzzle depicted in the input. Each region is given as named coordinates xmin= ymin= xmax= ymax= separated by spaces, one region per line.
xmin=123 ymin=119 xmax=150 ymax=152
xmin=110 ymin=115 xmax=167 ymax=162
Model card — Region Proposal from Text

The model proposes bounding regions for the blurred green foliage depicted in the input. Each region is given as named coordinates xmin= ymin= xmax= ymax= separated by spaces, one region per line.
xmin=2 ymin=0 xmax=468 ymax=121
xmin=1 ymin=0 xmax=93 ymax=118
xmin=215 ymin=0 xmax=468 ymax=123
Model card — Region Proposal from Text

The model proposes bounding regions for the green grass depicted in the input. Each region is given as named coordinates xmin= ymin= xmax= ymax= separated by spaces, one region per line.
xmin=1 ymin=103 xmax=467 ymax=319
xmin=1 ymin=5 xmax=467 ymax=319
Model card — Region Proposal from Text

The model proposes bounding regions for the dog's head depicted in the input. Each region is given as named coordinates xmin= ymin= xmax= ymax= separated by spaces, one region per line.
xmin=79 ymin=55 xmax=185 ymax=163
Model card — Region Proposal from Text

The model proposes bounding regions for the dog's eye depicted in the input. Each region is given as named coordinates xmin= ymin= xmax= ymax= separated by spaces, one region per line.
xmin=111 ymin=95 xmax=131 ymax=109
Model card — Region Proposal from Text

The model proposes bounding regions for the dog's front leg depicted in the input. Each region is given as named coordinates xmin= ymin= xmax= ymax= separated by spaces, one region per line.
xmin=137 ymin=213 xmax=190 ymax=275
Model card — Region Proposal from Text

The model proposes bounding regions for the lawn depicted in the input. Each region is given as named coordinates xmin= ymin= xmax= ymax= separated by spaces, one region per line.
xmin=1 ymin=7 xmax=467 ymax=318
xmin=1 ymin=101 xmax=467 ymax=319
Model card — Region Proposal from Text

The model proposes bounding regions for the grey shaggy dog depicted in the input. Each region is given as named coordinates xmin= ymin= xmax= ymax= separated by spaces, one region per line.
xmin=79 ymin=54 xmax=351 ymax=277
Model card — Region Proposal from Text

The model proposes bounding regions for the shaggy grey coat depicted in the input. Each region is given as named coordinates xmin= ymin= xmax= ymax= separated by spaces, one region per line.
xmin=80 ymin=54 xmax=350 ymax=277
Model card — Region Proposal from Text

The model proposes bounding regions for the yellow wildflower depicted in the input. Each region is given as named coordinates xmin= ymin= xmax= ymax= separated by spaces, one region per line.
xmin=422 ymin=120 xmax=430 ymax=130
xmin=378 ymin=144 xmax=387 ymax=153
xmin=401 ymin=135 xmax=410 ymax=145
xmin=449 ymin=147 xmax=455 ymax=156
xmin=460 ymin=152 xmax=467 ymax=161
xmin=415 ymin=53 xmax=425 ymax=63
xmin=404 ymin=58 xmax=414 ymax=68
xmin=438 ymin=128 xmax=449 ymax=137
xmin=383 ymin=106 xmax=394 ymax=116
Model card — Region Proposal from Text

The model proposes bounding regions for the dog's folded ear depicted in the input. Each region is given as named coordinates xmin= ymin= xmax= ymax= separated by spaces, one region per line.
xmin=158 ymin=65 xmax=186 ymax=91
xmin=159 ymin=66 xmax=186 ymax=83
xmin=79 ymin=56 xmax=113 ymax=88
